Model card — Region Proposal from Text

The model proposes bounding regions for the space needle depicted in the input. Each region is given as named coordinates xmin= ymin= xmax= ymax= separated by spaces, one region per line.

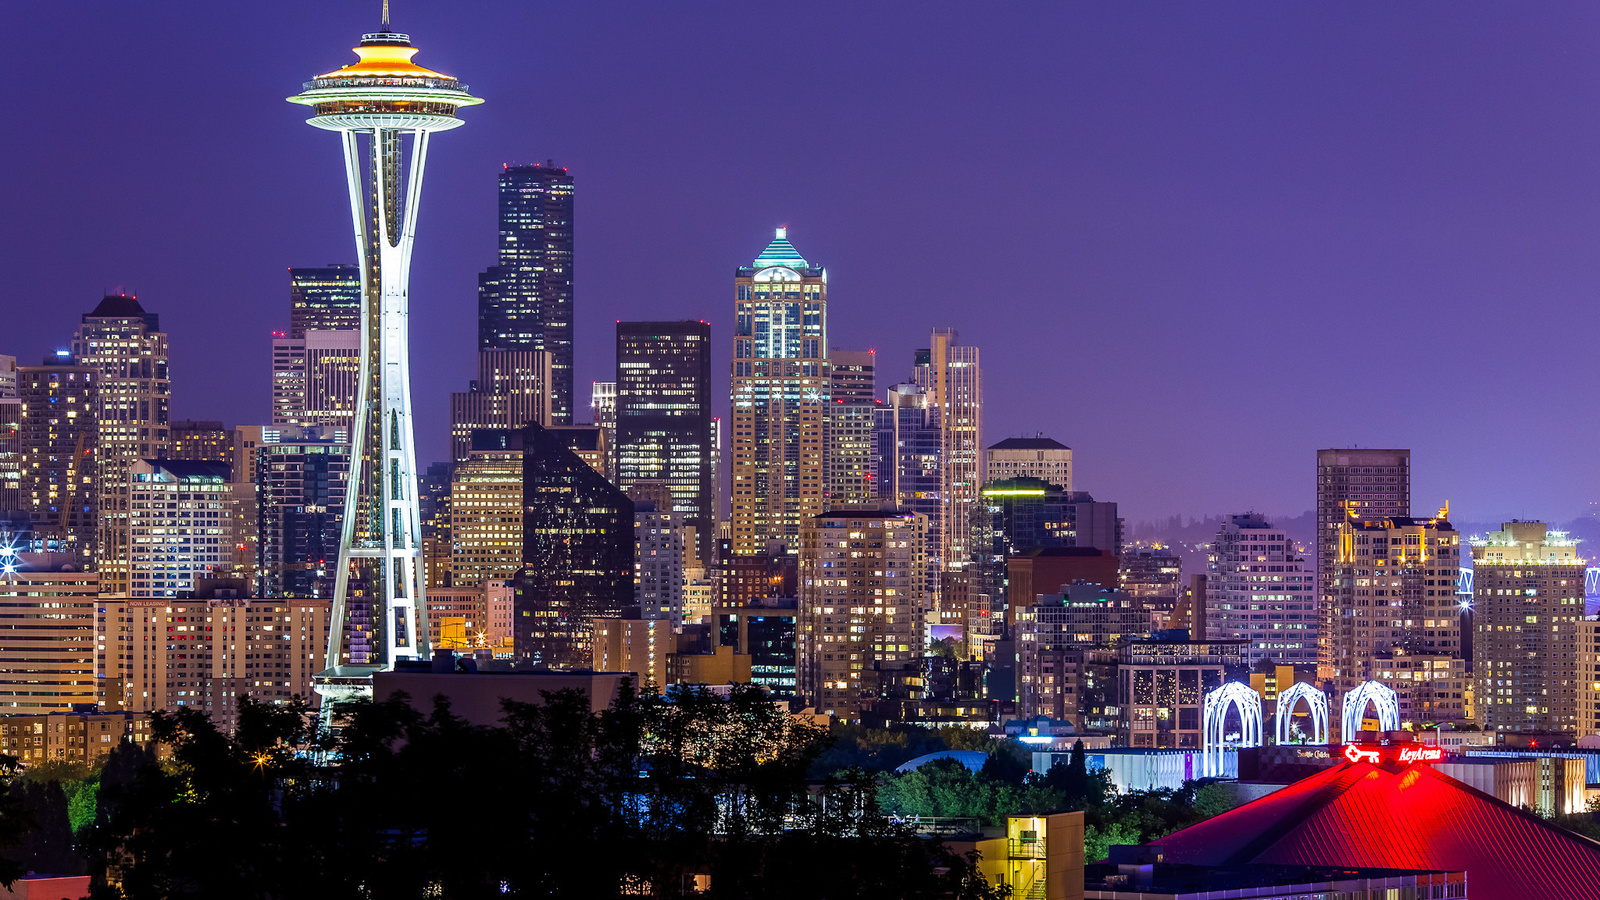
xmin=288 ymin=3 xmax=482 ymax=720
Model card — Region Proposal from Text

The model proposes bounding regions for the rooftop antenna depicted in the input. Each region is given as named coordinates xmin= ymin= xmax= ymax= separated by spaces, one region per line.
xmin=382 ymin=0 xmax=390 ymax=28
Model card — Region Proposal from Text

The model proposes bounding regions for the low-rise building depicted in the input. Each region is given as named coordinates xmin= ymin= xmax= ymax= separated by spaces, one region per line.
xmin=0 ymin=707 xmax=153 ymax=766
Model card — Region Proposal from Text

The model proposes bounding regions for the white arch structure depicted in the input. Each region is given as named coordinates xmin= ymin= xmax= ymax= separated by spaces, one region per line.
xmin=1202 ymin=681 xmax=1263 ymax=778
xmin=1341 ymin=680 xmax=1400 ymax=739
xmin=1273 ymin=682 xmax=1329 ymax=745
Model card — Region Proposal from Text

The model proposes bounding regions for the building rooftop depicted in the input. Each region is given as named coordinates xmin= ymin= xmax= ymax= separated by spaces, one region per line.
xmin=989 ymin=436 xmax=1070 ymax=451
xmin=85 ymin=294 xmax=157 ymax=329
xmin=1148 ymin=748 xmax=1600 ymax=900
xmin=751 ymin=227 xmax=809 ymax=270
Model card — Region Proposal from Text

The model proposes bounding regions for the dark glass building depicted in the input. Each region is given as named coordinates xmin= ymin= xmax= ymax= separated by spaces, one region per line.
xmin=616 ymin=321 xmax=713 ymax=562
xmin=479 ymin=164 xmax=575 ymax=424
xmin=514 ymin=422 xmax=633 ymax=668
xmin=288 ymin=265 xmax=361 ymax=337
xmin=256 ymin=427 xmax=349 ymax=599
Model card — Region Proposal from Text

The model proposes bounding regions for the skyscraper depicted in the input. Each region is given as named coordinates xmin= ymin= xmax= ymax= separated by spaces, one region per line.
xmin=1206 ymin=514 xmax=1317 ymax=665
xmin=448 ymin=432 xmax=524 ymax=589
xmin=514 ymin=423 xmax=634 ymax=668
xmin=1471 ymin=521 xmax=1584 ymax=735
xmin=826 ymin=349 xmax=877 ymax=506
xmin=912 ymin=330 xmax=983 ymax=580
xmin=797 ymin=506 xmax=928 ymax=720
xmin=73 ymin=295 xmax=170 ymax=593
xmin=255 ymin=425 xmax=349 ymax=600
xmin=1328 ymin=512 xmax=1466 ymax=727
xmin=874 ymin=382 xmax=942 ymax=567
xmin=615 ymin=321 xmax=713 ymax=562
xmin=16 ymin=364 xmax=97 ymax=564
xmin=126 ymin=459 xmax=235 ymax=598
xmin=1316 ymin=449 xmax=1410 ymax=675
xmin=288 ymin=18 xmax=481 ymax=687
xmin=479 ymin=163 xmax=575 ymax=424
xmin=730 ymin=228 xmax=829 ymax=557
xmin=448 ymin=349 xmax=552 ymax=462
xmin=271 ymin=330 xmax=362 ymax=428
xmin=289 ymin=265 xmax=361 ymax=337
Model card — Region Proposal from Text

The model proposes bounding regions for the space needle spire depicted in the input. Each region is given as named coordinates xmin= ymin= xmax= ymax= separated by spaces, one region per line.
xmin=288 ymin=6 xmax=482 ymax=721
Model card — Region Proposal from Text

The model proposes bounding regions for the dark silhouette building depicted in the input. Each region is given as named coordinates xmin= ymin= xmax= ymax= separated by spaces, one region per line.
xmin=479 ymin=164 xmax=575 ymax=424
xmin=514 ymin=423 xmax=633 ymax=668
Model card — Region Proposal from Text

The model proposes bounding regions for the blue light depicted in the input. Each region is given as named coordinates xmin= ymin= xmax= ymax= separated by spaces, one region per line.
xmin=54 ymin=350 xmax=69 ymax=357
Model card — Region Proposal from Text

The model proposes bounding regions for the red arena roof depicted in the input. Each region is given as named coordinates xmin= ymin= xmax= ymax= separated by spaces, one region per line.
xmin=1148 ymin=754 xmax=1600 ymax=900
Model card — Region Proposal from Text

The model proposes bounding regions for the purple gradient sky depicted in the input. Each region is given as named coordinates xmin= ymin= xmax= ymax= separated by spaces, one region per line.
xmin=4 ymin=2 xmax=1599 ymax=525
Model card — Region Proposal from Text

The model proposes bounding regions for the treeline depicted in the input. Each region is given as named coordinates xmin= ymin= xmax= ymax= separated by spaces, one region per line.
xmin=0 ymin=685 xmax=1006 ymax=900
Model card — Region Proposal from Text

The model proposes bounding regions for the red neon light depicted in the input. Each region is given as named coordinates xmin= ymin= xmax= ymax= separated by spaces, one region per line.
xmin=1342 ymin=744 xmax=1442 ymax=765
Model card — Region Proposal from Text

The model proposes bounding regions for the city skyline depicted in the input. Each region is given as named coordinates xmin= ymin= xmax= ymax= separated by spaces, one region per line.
xmin=6 ymin=2 xmax=1600 ymax=527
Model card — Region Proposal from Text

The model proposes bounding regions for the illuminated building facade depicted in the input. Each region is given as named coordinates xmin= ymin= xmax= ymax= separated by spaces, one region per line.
xmin=1206 ymin=514 xmax=1317 ymax=664
xmin=16 ymin=364 xmax=97 ymax=563
xmin=0 ymin=396 xmax=17 ymax=517
xmin=448 ymin=349 xmax=552 ymax=463
xmin=985 ymin=436 xmax=1071 ymax=490
xmin=1579 ymin=618 xmax=1600 ymax=738
xmin=1328 ymin=514 xmax=1467 ymax=725
xmin=591 ymin=617 xmax=673 ymax=689
xmin=826 ymin=349 xmax=877 ymax=506
xmin=1317 ymin=448 xmax=1410 ymax=673
xmin=0 ymin=709 xmax=153 ymax=767
xmin=1470 ymin=521 xmax=1585 ymax=734
xmin=712 ymin=598 xmax=798 ymax=696
xmin=912 ymin=329 xmax=983 ymax=581
xmin=288 ymin=265 xmax=361 ymax=336
xmin=478 ymin=163 xmax=575 ymax=425
xmin=798 ymin=506 xmax=927 ymax=719
xmin=1116 ymin=640 xmax=1241 ymax=748
xmin=271 ymin=329 xmax=361 ymax=428
xmin=255 ymin=426 xmax=348 ymax=600
xmin=73 ymin=295 xmax=171 ymax=593
xmin=0 ymin=567 xmax=98 ymax=713
xmin=514 ymin=422 xmax=634 ymax=669
xmin=288 ymin=19 xmax=481 ymax=686
xmin=633 ymin=493 xmax=687 ymax=625
xmin=615 ymin=321 xmax=713 ymax=562
xmin=448 ymin=432 xmax=524 ymax=590
xmin=590 ymin=380 xmax=616 ymax=475
xmin=127 ymin=459 xmax=235 ymax=598
xmin=1119 ymin=546 xmax=1182 ymax=627
xmin=730 ymin=228 xmax=829 ymax=557
xmin=874 ymin=382 xmax=942 ymax=577
xmin=167 ymin=420 xmax=233 ymax=463
xmin=98 ymin=593 xmax=332 ymax=731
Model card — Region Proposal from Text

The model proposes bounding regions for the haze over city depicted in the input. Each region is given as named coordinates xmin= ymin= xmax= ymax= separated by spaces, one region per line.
xmin=4 ymin=2 xmax=1599 ymax=522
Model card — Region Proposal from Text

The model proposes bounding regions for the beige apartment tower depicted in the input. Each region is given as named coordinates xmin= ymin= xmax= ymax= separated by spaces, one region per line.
xmin=1327 ymin=512 xmax=1467 ymax=728
xmin=913 ymin=330 xmax=983 ymax=576
xmin=797 ymin=506 xmax=928 ymax=720
xmin=1316 ymin=448 xmax=1410 ymax=675
xmin=1471 ymin=521 xmax=1586 ymax=735
xmin=730 ymin=229 xmax=830 ymax=556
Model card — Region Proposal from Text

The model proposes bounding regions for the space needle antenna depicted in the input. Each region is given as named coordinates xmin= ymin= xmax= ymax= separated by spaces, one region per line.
xmin=382 ymin=0 xmax=390 ymax=28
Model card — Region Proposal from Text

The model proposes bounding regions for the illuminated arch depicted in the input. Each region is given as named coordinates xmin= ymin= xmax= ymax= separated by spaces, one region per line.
xmin=1341 ymin=680 xmax=1400 ymax=739
xmin=1273 ymin=681 xmax=1329 ymax=745
xmin=1202 ymin=681 xmax=1262 ymax=778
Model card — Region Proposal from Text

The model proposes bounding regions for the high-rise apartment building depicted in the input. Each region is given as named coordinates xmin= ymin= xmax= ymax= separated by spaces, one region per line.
xmin=99 ymin=592 xmax=332 ymax=731
xmin=730 ymin=228 xmax=829 ymax=557
xmin=449 ymin=432 xmax=524 ymax=589
xmin=826 ymin=349 xmax=877 ymax=506
xmin=479 ymin=163 xmax=575 ymax=424
xmin=1205 ymin=514 xmax=1317 ymax=665
xmin=797 ymin=506 xmax=928 ymax=720
xmin=73 ymin=295 xmax=171 ymax=592
xmin=1579 ymin=619 xmax=1600 ymax=738
xmin=913 ymin=330 xmax=983 ymax=580
xmin=167 ymin=420 xmax=233 ymax=463
xmin=127 ymin=459 xmax=235 ymax=598
xmin=874 ymin=382 xmax=942 ymax=566
xmin=615 ymin=321 xmax=713 ymax=562
xmin=16 ymin=364 xmax=98 ymax=563
xmin=271 ymin=330 xmax=361 ymax=428
xmin=986 ymin=436 xmax=1072 ymax=489
xmin=448 ymin=349 xmax=552 ymax=463
xmin=0 ymin=564 xmax=98 ymax=713
xmin=1328 ymin=513 xmax=1467 ymax=728
xmin=1317 ymin=449 xmax=1410 ymax=674
xmin=255 ymin=425 xmax=348 ymax=600
xmin=513 ymin=423 xmax=634 ymax=668
xmin=1471 ymin=521 xmax=1585 ymax=735
xmin=288 ymin=265 xmax=361 ymax=337
xmin=633 ymin=493 xmax=687 ymax=625
xmin=1120 ymin=546 xmax=1184 ymax=629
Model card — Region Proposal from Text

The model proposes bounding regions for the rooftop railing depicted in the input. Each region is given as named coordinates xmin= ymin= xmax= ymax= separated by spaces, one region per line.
xmin=304 ymin=76 xmax=469 ymax=92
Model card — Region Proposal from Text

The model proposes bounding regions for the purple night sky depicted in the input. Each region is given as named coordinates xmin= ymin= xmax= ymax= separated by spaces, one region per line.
xmin=4 ymin=2 xmax=1599 ymax=526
